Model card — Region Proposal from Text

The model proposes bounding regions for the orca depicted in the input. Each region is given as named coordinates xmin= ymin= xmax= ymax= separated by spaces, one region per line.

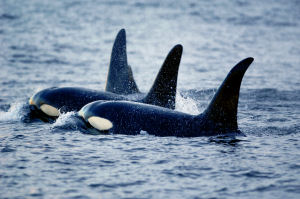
xmin=29 ymin=29 xmax=183 ymax=121
xmin=78 ymin=57 xmax=254 ymax=137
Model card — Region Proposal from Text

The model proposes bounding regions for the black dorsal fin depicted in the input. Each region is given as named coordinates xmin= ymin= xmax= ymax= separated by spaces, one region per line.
xmin=105 ymin=29 xmax=140 ymax=95
xmin=201 ymin=57 xmax=254 ymax=131
xmin=127 ymin=64 xmax=140 ymax=93
xmin=143 ymin=44 xmax=183 ymax=109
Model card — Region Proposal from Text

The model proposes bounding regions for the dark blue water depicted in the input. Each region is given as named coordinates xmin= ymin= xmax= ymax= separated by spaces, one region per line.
xmin=1 ymin=0 xmax=300 ymax=198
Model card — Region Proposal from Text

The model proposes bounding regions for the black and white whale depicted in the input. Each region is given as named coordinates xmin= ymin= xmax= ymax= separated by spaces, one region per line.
xmin=78 ymin=57 xmax=254 ymax=137
xmin=29 ymin=29 xmax=183 ymax=121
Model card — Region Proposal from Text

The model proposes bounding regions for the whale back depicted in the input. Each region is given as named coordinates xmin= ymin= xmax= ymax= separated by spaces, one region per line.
xmin=105 ymin=29 xmax=140 ymax=95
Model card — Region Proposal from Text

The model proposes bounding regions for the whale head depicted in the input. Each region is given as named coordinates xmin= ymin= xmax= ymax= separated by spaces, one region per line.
xmin=79 ymin=101 xmax=115 ymax=133
xmin=29 ymin=87 xmax=100 ymax=119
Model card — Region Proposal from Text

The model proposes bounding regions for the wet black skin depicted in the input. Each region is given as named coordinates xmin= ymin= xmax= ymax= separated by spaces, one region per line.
xmin=29 ymin=29 xmax=183 ymax=121
xmin=79 ymin=58 xmax=254 ymax=137
xmin=30 ymin=87 xmax=128 ymax=112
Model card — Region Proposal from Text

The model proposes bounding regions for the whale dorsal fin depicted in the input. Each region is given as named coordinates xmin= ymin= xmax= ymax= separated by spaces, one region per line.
xmin=105 ymin=29 xmax=140 ymax=95
xmin=143 ymin=45 xmax=183 ymax=109
xmin=200 ymin=57 xmax=254 ymax=131
xmin=127 ymin=64 xmax=140 ymax=93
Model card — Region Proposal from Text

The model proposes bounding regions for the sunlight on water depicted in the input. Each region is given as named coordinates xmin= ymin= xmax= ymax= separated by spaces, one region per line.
xmin=175 ymin=91 xmax=200 ymax=115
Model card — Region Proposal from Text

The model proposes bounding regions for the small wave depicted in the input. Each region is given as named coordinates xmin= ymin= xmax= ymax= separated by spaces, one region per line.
xmin=50 ymin=112 xmax=78 ymax=130
xmin=0 ymin=102 xmax=24 ymax=122
xmin=1 ymin=146 xmax=16 ymax=153
xmin=89 ymin=180 xmax=146 ymax=189
xmin=10 ymin=45 xmax=37 ymax=52
xmin=134 ymin=2 xmax=160 ymax=8
xmin=245 ymin=88 xmax=300 ymax=102
xmin=209 ymin=135 xmax=245 ymax=146
xmin=0 ymin=14 xmax=18 ymax=20
xmin=227 ymin=15 xmax=262 ymax=26
xmin=44 ymin=58 xmax=69 ymax=65
xmin=240 ymin=171 xmax=280 ymax=179
xmin=10 ymin=57 xmax=69 ymax=65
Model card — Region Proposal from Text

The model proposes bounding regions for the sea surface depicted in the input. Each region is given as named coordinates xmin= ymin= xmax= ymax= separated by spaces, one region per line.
xmin=1 ymin=0 xmax=300 ymax=198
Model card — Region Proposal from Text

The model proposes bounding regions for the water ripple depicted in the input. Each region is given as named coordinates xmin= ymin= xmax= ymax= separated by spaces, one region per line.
xmin=1 ymin=146 xmax=15 ymax=153
xmin=90 ymin=180 xmax=147 ymax=189
xmin=0 ymin=14 xmax=19 ymax=20
xmin=1 ymin=0 xmax=300 ymax=198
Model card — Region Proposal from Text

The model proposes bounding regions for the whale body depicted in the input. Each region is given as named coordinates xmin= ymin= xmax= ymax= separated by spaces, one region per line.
xmin=79 ymin=58 xmax=254 ymax=137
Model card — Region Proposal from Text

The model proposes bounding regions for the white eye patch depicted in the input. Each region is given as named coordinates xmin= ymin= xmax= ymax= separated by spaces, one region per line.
xmin=88 ymin=116 xmax=113 ymax=131
xmin=40 ymin=104 xmax=60 ymax=117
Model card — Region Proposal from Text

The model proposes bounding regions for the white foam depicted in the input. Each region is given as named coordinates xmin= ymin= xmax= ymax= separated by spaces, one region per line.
xmin=0 ymin=102 xmax=24 ymax=122
xmin=51 ymin=111 xmax=77 ymax=129
xmin=175 ymin=92 xmax=200 ymax=115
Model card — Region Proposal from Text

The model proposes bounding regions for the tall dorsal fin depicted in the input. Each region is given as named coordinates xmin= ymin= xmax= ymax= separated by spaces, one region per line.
xmin=143 ymin=45 xmax=183 ymax=109
xmin=105 ymin=29 xmax=140 ymax=95
xmin=200 ymin=57 xmax=254 ymax=131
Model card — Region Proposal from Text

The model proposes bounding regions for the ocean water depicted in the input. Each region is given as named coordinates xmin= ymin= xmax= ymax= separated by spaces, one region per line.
xmin=1 ymin=0 xmax=300 ymax=198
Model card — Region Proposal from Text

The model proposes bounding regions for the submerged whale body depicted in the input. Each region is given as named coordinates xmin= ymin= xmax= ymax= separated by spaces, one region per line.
xmin=79 ymin=58 xmax=254 ymax=137
xmin=29 ymin=29 xmax=183 ymax=121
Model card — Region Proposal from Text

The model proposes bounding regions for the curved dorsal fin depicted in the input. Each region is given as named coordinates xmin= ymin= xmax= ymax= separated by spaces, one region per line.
xmin=105 ymin=29 xmax=140 ymax=95
xmin=201 ymin=57 xmax=254 ymax=131
xmin=143 ymin=45 xmax=183 ymax=109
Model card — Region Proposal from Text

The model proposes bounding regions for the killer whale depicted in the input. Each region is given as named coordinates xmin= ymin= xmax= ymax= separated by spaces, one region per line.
xmin=29 ymin=29 xmax=183 ymax=121
xmin=78 ymin=57 xmax=254 ymax=136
